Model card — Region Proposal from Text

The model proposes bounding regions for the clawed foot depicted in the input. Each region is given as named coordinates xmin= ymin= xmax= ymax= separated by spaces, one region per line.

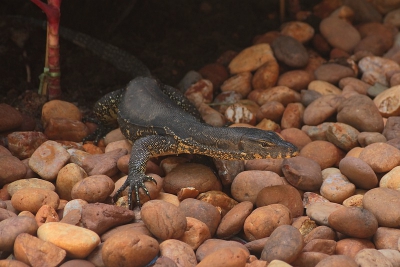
xmin=82 ymin=117 xmax=113 ymax=144
xmin=112 ymin=173 xmax=157 ymax=209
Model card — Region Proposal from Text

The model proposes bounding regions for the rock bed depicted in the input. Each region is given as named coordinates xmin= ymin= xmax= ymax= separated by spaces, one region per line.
xmin=3 ymin=1 xmax=400 ymax=267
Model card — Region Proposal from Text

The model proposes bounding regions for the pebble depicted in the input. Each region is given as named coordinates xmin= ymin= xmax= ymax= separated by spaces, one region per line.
xmin=373 ymin=227 xmax=400 ymax=250
xmin=338 ymin=77 xmax=370 ymax=95
xmin=213 ymin=158 xmax=244 ymax=186
xmin=197 ymin=246 xmax=249 ymax=267
xmin=300 ymin=140 xmax=344 ymax=170
xmin=358 ymin=56 xmax=400 ymax=86
xmin=357 ymin=132 xmax=387 ymax=146
xmin=282 ymin=156 xmax=323 ymax=191
xmin=383 ymin=116 xmax=400 ymax=140
xmin=280 ymin=21 xmax=314 ymax=43
xmin=245 ymin=158 xmax=284 ymax=176
xmin=71 ymin=175 xmax=114 ymax=203
xmin=252 ymin=57 xmax=279 ymax=90
xmin=328 ymin=206 xmax=378 ymax=238
xmin=81 ymin=203 xmax=135 ymax=235
xmin=303 ymin=226 xmax=336 ymax=244
xmin=280 ymin=128 xmax=312 ymax=150
xmin=11 ymin=188 xmax=59 ymax=213
xmin=177 ymin=70 xmax=202 ymax=92
xmin=244 ymin=204 xmax=292 ymax=241
xmin=260 ymin=225 xmax=304 ymax=264
xmin=179 ymin=217 xmax=211 ymax=250
xmin=380 ymin=166 xmax=400 ymax=190
xmin=320 ymin=169 xmax=355 ymax=203
xmin=7 ymin=178 xmax=55 ymax=196
xmin=230 ymin=170 xmax=286 ymax=203
xmin=141 ymin=200 xmax=186 ymax=240
xmin=326 ymin=122 xmax=360 ymax=151
xmin=315 ymin=255 xmax=358 ymax=267
xmin=184 ymin=79 xmax=214 ymax=107
xmin=338 ymin=157 xmax=378 ymax=189
xmin=337 ymin=94 xmax=384 ymax=132
xmin=319 ymin=16 xmax=361 ymax=53
xmin=335 ymin=238 xmax=375 ymax=258
xmin=225 ymin=100 xmax=259 ymax=125
xmin=255 ymin=184 xmax=304 ymax=218
xmin=359 ymin=142 xmax=400 ymax=173
xmin=179 ymin=198 xmax=221 ymax=236
xmin=196 ymin=239 xmax=249 ymax=263
xmin=277 ymin=70 xmax=313 ymax=91
xmin=303 ymin=94 xmax=342 ymax=126
xmin=363 ymin=188 xmax=400 ymax=228
xmin=0 ymin=103 xmax=23 ymax=132
xmin=14 ymin=233 xmax=66 ymax=267
xmin=256 ymin=101 xmax=285 ymax=122
xmin=281 ymin=102 xmax=304 ymax=129
xmin=29 ymin=140 xmax=71 ymax=181
xmin=56 ymin=163 xmax=88 ymax=201
xmin=228 ymin=43 xmax=275 ymax=74
xmin=41 ymin=100 xmax=82 ymax=128
xmin=374 ymin=85 xmax=400 ymax=117
xmin=220 ymin=71 xmax=253 ymax=97
xmin=44 ymin=118 xmax=90 ymax=142
xmin=271 ymin=35 xmax=309 ymax=68
xmin=196 ymin=191 xmax=237 ymax=217
xmin=306 ymin=202 xmax=344 ymax=226
xmin=248 ymin=86 xmax=301 ymax=106
xmin=302 ymin=239 xmax=336 ymax=255
xmin=355 ymin=249 xmax=394 ymax=267
xmin=0 ymin=154 xmax=27 ymax=185
xmin=198 ymin=63 xmax=228 ymax=90
xmin=0 ymin=216 xmax=38 ymax=251
xmin=314 ymin=63 xmax=356 ymax=84
xmin=159 ymin=239 xmax=197 ymax=267
xmin=379 ymin=249 xmax=400 ymax=267
xmin=163 ymin=163 xmax=220 ymax=194
xmin=101 ymin=230 xmax=158 ymax=267
xmin=216 ymin=201 xmax=253 ymax=239
xmin=7 ymin=131 xmax=47 ymax=159
xmin=343 ymin=194 xmax=364 ymax=208
xmin=385 ymin=8 xmax=400 ymax=27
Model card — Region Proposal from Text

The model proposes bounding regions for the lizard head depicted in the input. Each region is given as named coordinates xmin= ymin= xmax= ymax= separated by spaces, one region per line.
xmin=238 ymin=128 xmax=299 ymax=159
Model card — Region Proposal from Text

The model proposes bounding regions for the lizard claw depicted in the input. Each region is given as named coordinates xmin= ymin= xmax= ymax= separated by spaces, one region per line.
xmin=113 ymin=174 xmax=157 ymax=209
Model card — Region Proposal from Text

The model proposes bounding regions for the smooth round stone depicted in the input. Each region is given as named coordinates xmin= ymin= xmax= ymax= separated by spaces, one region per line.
xmin=71 ymin=175 xmax=114 ymax=203
xmin=337 ymin=94 xmax=384 ymax=133
xmin=306 ymin=202 xmax=344 ymax=226
xmin=252 ymin=58 xmax=279 ymax=90
xmin=303 ymin=95 xmax=343 ymax=126
xmin=7 ymin=178 xmax=56 ymax=196
xmin=256 ymin=185 xmax=304 ymax=218
xmin=11 ymin=188 xmax=59 ymax=213
xmin=244 ymin=204 xmax=292 ymax=241
xmin=320 ymin=16 xmax=360 ymax=53
xmin=163 ymin=163 xmax=220 ymax=194
xmin=179 ymin=217 xmax=211 ymax=250
xmin=159 ymin=239 xmax=197 ymax=267
xmin=383 ymin=116 xmax=400 ymax=140
xmin=320 ymin=170 xmax=355 ymax=204
xmin=314 ymin=63 xmax=356 ymax=84
xmin=335 ymin=238 xmax=375 ymax=258
xmin=41 ymin=100 xmax=82 ymax=128
xmin=179 ymin=198 xmax=221 ymax=236
xmin=261 ymin=225 xmax=304 ymax=264
xmin=363 ymin=188 xmax=400 ymax=228
xmin=216 ymin=201 xmax=253 ymax=239
xmin=326 ymin=123 xmax=360 ymax=151
xmin=308 ymin=80 xmax=342 ymax=96
xmin=102 ymin=230 xmax=158 ymax=267
xmin=300 ymin=141 xmax=344 ymax=170
xmin=314 ymin=255 xmax=358 ymax=267
xmin=198 ymin=63 xmax=229 ymax=90
xmin=339 ymin=156 xmax=378 ymax=189
xmin=280 ymin=21 xmax=314 ymax=43
xmin=374 ymin=85 xmax=400 ymax=117
xmin=338 ymin=77 xmax=370 ymax=95
xmin=56 ymin=163 xmax=87 ymax=201
xmin=228 ymin=43 xmax=275 ymax=74
xmin=355 ymin=249 xmax=393 ymax=267
xmin=7 ymin=131 xmax=48 ymax=160
xmin=380 ymin=166 xmax=400 ymax=190
xmin=271 ymin=35 xmax=309 ymax=68
xmin=343 ymin=194 xmax=364 ymax=208
xmin=357 ymin=132 xmax=387 ymax=146
xmin=37 ymin=222 xmax=100 ymax=258
xmin=359 ymin=142 xmax=400 ymax=173
xmin=197 ymin=246 xmax=249 ymax=267
xmin=0 ymin=155 xmax=27 ymax=185
xmin=277 ymin=70 xmax=313 ymax=91
xmin=280 ymin=128 xmax=312 ymax=150
xmin=0 ymin=103 xmax=23 ymax=132
xmin=0 ymin=216 xmax=38 ymax=251
xmin=29 ymin=140 xmax=71 ymax=181
xmin=231 ymin=170 xmax=285 ymax=203
xmin=282 ymin=156 xmax=322 ymax=191
xmin=373 ymin=227 xmax=400 ymax=250
xmin=328 ymin=207 xmax=378 ymax=238
xmin=303 ymin=226 xmax=336 ymax=244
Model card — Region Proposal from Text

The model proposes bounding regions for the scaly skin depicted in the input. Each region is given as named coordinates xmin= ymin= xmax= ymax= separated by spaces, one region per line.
xmin=90 ymin=77 xmax=299 ymax=209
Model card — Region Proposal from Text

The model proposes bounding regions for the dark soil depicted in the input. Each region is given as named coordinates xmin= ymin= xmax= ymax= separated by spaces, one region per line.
xmin=0 ymin=0 xmax=319 ymax=114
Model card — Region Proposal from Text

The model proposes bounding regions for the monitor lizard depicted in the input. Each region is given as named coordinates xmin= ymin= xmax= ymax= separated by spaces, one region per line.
xmin=13 ymin=17 xmax=299 ymax=208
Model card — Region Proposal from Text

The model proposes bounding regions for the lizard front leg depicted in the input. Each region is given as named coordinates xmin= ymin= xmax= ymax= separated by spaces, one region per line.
xmin=113 ymin=135 xmax=179 ymax=209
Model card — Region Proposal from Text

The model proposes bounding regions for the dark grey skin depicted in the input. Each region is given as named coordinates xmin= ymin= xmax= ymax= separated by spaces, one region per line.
xmin=89 ymin=76 xmax=299 ymax=209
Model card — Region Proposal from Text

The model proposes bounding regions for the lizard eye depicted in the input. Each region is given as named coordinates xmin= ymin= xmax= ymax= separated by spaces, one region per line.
xmin=261 ymin=142 xmax=272 ymax=148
